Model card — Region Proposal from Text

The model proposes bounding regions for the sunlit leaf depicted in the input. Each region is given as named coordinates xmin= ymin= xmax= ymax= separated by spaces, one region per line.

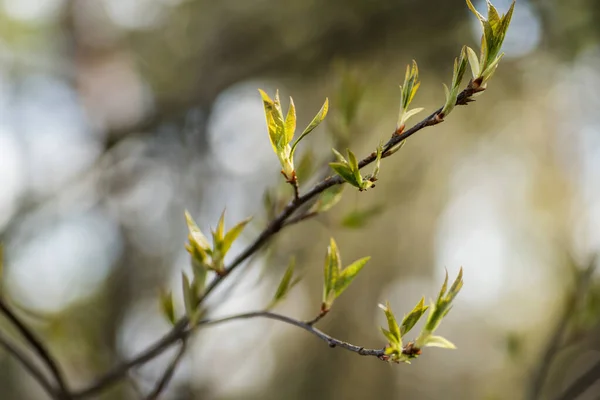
xmin=323 ymin=238 xmax=341 ymax=307
xmin=284 ymin=97 xmax=297 ymax=145
xmin=380 ymin=328 xmax=398 ymax=345
xmin=184 ymin=210 xmax=211 ymax=251
xmin=333 ymin=256 xmax=370 ymax=298
xmin=221 ymin=216 xmax=253 ymax=255
xmin=447 ymin=267 xmax=464 ymax=302
xmin=466 ymin=46 xmax=480 ymax=78
xmin=332 ymin=148 xmax=348 ymax=164
xmin=290 ymin=98 xmax=329 ymax=157
xmin=329 ymin=162 xmax=357 ymax=186
xmin=259 ymin=89 xmax=286 ymax=153
xmin=423 ymin=335 xmax=456 ymax=349
xmin=400 ymin=297 xmax=428 ymax=336
xmin=378 ymin=302 xmax=402 ymax=346
xmin=437 ymin=269 xmax=449 ymax=304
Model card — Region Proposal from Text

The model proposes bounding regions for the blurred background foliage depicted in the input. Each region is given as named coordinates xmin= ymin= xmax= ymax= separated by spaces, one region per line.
xmin=1 ymin=0 xmax=600 ymax=399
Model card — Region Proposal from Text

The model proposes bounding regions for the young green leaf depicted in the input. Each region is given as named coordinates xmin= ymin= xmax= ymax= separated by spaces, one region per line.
xmin=371 ymin=143 xmax=383 ymax=181
xmin=465 ymin=0 xmax=515 ymax=86
xmin=400 ymin=297 xmax=428 ymax=336
xmin=181 ymin=272 xmax=196 ymax=320
xmin=380 ymin=328 xmax=398 ymax=346
xmin=378 ymin=302 xmax=402 ymax=347
xmin=466 ymin=46 xmax=480 ymax=78
xmin=329 ymin=162 xmax=358 ymax=187
xmin=332 ymin=148 xmax=348 ymax=164
xmin=184 ymin=210 xmax=211 ymax=253
xmin=159 ymin=289 xmax=176 ymax=325
xmin=221 ymin=216 xmax=253 ymax=256
xmin=423 ymin=335 xmax=456 ymax=349
xmin=259 ymin=89 xmax=286 ymax=153
xmin=397 ymin=60 xmax=421 ymax=129
xmin=269 ymin=257 xmax=297 ymax=308
xmin=284 ymin=96 xmax=297 ymax=145
xmin=441 ymin=46 xmax=469 ymax=117
xmin=214 ymin=210 xmax=226 ymax=243
xmin=290 ymin=98 xmax=329 ymax=157
xmin=323 ymin=238 xmax=342 ymax=308
xmin=333 ymin=256 xmax=370 ymax=298
xmin=191 ymin=259 xmax=208 ymax=296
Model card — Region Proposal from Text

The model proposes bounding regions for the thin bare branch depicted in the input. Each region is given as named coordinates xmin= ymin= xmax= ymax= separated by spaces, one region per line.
xmin=528 ymin=256 xmax=597 ymax=400
xmin=0 ymin=298 xmax=70 ymax=398
xmin=0 ymin=330 xmax=60 ymax=399
xmin=198 ymin=311 xmax=386 ymax=358
xmin=144 ymin=339 xmax=187 ymax=400
xmin=554 ymin=359 xmax=600 ymax=400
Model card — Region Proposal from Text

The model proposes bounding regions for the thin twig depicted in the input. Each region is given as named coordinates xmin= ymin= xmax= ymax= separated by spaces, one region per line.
xmin=554 ymin=359 xmax=600 ymax=400
xmin=72 ymin=84 xmax=479 ymax=398
xmin=305 ymin=309 xmax=328 ymax=326
xmin=0 ymin=330 xmax=60 ymax=399
xmin=528 ymin=257 xmax=597 ymax=400
xmin=144 ymin=339 xmax=187 ymax=400
xmin=0 ymin=298 xmax=70 ymax=398
xmin=198 ymin=311 xmax=386 ymax=358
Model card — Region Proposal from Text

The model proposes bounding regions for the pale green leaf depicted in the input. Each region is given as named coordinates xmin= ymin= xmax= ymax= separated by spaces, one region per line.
xmin=466 ymin=46 xmax=481 ymax=78
xmin=333 ymin=256 xmax=370 ymax=298
xmin=424 ymin=335 xmax=456 ymax=349
xmin=270 ymin=257 xmax=296 ymax=307
xmin=329 ymin=162 xmax=358 ymax=187
xmin=290 ymin=98 xmax=329 ymax=157
xmin=399 ymin=107 xmax=425 ymax=127
xmin=332 ymin=148 xmax=348 ymax=164
xmin=447 ymin=267 xmax=464 ymax=302
xmin=259 ymin=89 xmax=286 ymax=153
xmin=323 ymin=238 xmax=341 ymax=305
xmin=400 ymin=297 xmax=429 ymax=336
xmin=466 ymin=0 xmax=485 ymax=24
xmin=284 ymin=96 xmax=297 ymax=145
xmin=437 ymin=269 xmax=449 ymax=304
xmin=371 ymin=143 xmax=383 ymax=180
xmin=378 ymin=302 xmax=402 ymax=345
xmin=380 ymin=328 xmax=397 ymax=345
xmin=184 ymin=210 xmax=211 ymax=251
xmin=191 ymin=259 xmax=207 ymax=295
xmin=221 ymin=216 xmax=252 ymax=256
xmin=181 ymin=272 xmax=196 ymax=320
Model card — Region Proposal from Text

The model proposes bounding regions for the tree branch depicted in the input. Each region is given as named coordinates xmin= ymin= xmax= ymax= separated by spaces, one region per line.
xmin=0 ymin=298 xmax=70 ymax=398
xmin=144 ymin=339 xmax=187 ymax=400
xmin=198 ymin=311 xmax=386 ymax=358
xmin=528 ymin=256 xmax=597 ymax=400
xmin=0 ymin=330 xmax=60 ymax=399
xmin=72 ymin=83 xmax=479 ymax=397
xmin=554 ymin=358 xmax=600 ymax=400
